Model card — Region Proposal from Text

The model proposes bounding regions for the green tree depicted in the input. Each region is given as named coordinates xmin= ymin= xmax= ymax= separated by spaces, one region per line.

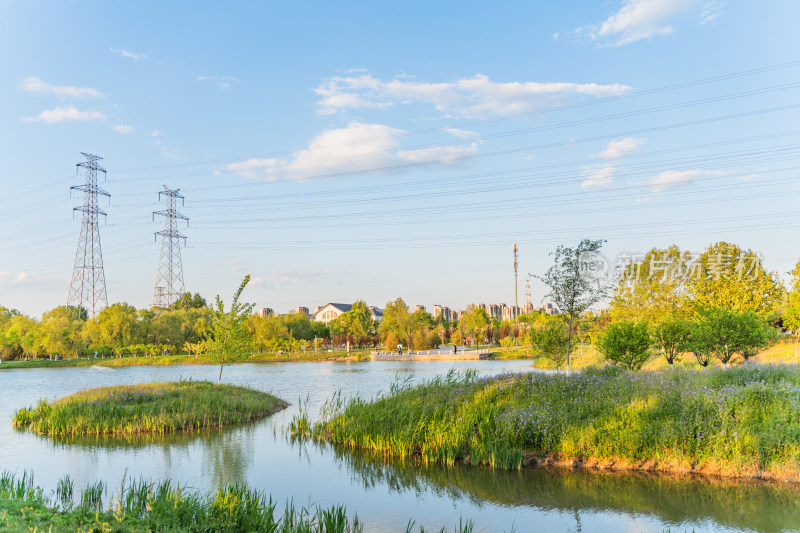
xmin=692 ymin=307 xmax=775 ymax=367
xmin=208 ymin=275 xmax=255 ymax=383
xmin=528 ymin=315 xmax=569 ymax=369
xmin=330 ymin=300 xmax=373 ymax=348
xmin=379 ymin=298 xmax=416 ymax=350
xmin=685 ymin=242 xmax=784 ymax=316
xmin=784 ymin=292 xmax=800 ymax=361
xmin=651 ymin=316 xmax=692 ymax=367
xmin=596 ymin=320 xmax=651 ymax=371
xmin=688 ymin=320 xmax=714 ymax=368
xmin=171 ymin=292 xmax=208 ymax=310
xmin=38 ymin=306 xmax=84 ymax=357
xmin=95 ymin=303 xmax=139 ymax=351
xmin=734 ymin=310 xmax=778 ymax=363
xmin=459 ymin=304 xmax=490 ymax=346
xmin=610 ymin=245 xmax=689 ymax=321
xmin=537 ymin=238 xmax=611 ymax=371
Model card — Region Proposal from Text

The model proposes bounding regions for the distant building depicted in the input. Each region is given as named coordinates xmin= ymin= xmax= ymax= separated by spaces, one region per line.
xmin=523 ymin=302 xmax=534 ymax=314
xmin=414 ymin=305 xmax=426 ymax=312
xmin=433 ymin=305 xmax=455 ymax=322
xmin=294 ymin=306 xmax=310 ymax=317
xmin=256 ymin=307 xmax=274 ymax=317
xmin=313 ymin=303 xmax=383 ymax=324
xmin=502 ymin=305 xmax=520 ymax=321
xmin=487 ymin=304 xmax=503 ymax=320
xmin=536 ymin=303 xmax=559 ymax=315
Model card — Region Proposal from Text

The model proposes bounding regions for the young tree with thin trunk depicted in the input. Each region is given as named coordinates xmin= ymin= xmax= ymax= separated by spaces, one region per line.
xmin=536 ymin=238 xmax=610 ymax=371
xmin=208 ymin=275 xmax=254 ymax=384
xmin=651 ymin=316 xmax=692 ymax=367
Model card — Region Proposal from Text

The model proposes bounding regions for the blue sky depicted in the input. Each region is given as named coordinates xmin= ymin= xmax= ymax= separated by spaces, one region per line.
xmin=2 ymin=0 xmax=799 ymax=317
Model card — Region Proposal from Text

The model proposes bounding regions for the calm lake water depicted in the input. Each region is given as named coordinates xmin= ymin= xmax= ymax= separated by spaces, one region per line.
xmin=2 ymin=361 xmax=799 ymax=532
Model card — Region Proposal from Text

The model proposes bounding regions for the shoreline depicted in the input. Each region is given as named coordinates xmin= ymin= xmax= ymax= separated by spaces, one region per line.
xmin=520 ymin=453 xmax=800 ymax=484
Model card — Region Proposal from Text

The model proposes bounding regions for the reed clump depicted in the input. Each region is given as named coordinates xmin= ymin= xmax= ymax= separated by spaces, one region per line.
xmin=0 ymin=469 xmax=475 ymax=532
xmin=312 ymin=366 xmax=800 ymax=480
xmin=13 ymin=380 xmax=287 ymax=436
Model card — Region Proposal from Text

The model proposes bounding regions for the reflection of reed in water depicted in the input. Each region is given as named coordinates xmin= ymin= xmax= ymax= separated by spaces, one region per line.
xmin=315 ymin=441 xmax=800 ymax=533
xmin=47 ymin=421 xmax=260 ymax=488
xmin=47 ymin=428 xmax=223 ymax=450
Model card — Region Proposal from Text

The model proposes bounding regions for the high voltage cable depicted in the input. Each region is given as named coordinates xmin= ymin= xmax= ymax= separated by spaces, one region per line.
xmin=109 ymin=81 xmax=800 ymax=182
xmin=185 ymin=167 xmax=800 ymax=225
xmin=180 ymin=132 xmax=800 ymax=205
xmin=184 ymin=147 xmax=800 ymax=214
xmin=109 ymin=59 xmax=800 ymax=175
xmin=106 ymin=102 xmax=800 ymax=186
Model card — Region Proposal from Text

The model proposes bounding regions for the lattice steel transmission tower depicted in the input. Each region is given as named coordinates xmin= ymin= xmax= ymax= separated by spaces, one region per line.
xmin=513 ymin=243 xmax=519 ymax=323
xmin=67 ymin=152 xmax=110 ymax=317
xmin=152 ymin=186 xmax=188 ymax=308
xmin=525 ymin=279 xmax=532 ymax=310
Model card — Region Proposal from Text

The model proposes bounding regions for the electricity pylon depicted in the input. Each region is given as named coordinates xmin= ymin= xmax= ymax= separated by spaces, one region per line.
xmin=513 ymin=243 xmax=519 ymax=323
xmin=67 ymin=152 xmax=109 ymax=317
xmin=152 ymin=186 xmax=188 ymax=308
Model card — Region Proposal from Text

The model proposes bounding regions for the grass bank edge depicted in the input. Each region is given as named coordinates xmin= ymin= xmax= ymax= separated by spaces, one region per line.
xmin=305 ymin=366 xmax=800 ymax=482
xmin=13 ymin=381 xmax=287 ymax=436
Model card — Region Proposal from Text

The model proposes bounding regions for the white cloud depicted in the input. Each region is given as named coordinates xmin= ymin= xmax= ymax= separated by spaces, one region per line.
xmin=226 ymin=122 xmax=480 ymax=181
xmin=111 ymin=48 xmax=147 ymax=60
xmin=650 ymin=169 xmax=726 ymax=192
xmin=151 ymin=130 xmax=161 ymax=137
xmin=19 ymin=77 xmax=104 ymax=99
xmin=443 ymin=127 xmax=480 ymax=139
xmin=196 ymin=74 xmax=241 ymax=90
xmin=22 ymin=106 xmax=106 ymax=124
xmin=396 ymin=143 xmax=479 ymax=163
xmin=113 ymin=124 xmax=134 ymax=134
xmin=598 ymin=137 xmax=645 ymax=158
xmin=0 ymin=271 xmax=57 ymax=286
xmin=581 ymin=166 xmax=617 ymax=189
xmin=314 ymin=73 xmax=631 ymax=117
xmin=574 ymin=0 xmax=721 ymax=47
xmin=273 ymin=269 xmax=331 ymax=284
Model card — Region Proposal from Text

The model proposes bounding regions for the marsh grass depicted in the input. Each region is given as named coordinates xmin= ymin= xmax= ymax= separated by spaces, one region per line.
xmin=12 ymin=381 xmax=287 ymax=436
xmin=312 ymin=366 xmax=800 ymax=479
xmin=0 ymin=470 xmax=475 ymax=532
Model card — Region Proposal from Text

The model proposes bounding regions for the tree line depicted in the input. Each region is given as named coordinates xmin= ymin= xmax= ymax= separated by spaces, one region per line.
xmin=528 ymin=239 xmax=794 ymax=371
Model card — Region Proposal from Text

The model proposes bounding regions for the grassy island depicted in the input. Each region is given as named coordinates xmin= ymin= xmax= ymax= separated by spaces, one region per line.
xmin=13 ymin=381 xmax=287 ymax=436
xmin=308 ymin=366 xmax=800 ymax=482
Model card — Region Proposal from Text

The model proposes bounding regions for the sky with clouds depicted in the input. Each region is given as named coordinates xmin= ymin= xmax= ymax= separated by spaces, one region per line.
xmin=1 ymin=0 xmax=799 ymax=317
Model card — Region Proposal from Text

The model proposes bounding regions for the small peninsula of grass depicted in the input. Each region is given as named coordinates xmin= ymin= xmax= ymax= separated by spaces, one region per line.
xmin=308 ymin=366 xmax=800 ymax=482
xmin=13 ymin=381 xmax=287 ymax=436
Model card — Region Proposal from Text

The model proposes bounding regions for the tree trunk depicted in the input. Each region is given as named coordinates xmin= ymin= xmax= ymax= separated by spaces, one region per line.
xmin=566 ymin=315 xmax=574 ymax=372
xmin=217 ymin=354 xmax=224 ymax=384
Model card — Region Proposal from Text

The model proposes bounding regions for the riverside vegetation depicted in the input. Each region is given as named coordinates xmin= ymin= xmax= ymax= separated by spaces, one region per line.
xmin=303 ymin=366 xmax=800 ymax=481
xmin=0 ymin=470 xmax=476 ymax=533
xmin=12 ymin=381 xmax=286 ymax=436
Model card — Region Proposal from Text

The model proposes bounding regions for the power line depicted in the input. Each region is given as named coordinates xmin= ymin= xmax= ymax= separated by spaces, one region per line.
xmin=109 ymin=60 xmax=800 ymax=176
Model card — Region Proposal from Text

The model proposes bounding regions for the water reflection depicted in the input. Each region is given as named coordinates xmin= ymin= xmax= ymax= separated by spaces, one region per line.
xmin=43 ymin=422 xmax=259 ymax=488
xmin=318 ymin=441 xmax=800 ymax=533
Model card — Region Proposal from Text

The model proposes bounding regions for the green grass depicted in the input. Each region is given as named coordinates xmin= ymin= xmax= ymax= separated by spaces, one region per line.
xmin=310 ymin=366 xmax=800 ymax=480
xmin=13 ymin=381 xmax=287 ymax=436
xmin=0 ymin=349 xmax=370 ymax=370
xmin=0 ymin=470 xmax=476 ymax=533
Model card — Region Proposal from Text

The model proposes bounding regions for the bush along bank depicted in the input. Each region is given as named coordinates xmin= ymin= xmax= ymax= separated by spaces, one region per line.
xmin=13 ymin=381 xmax=287 ymax=436
xmin=308 ymin=366 xmax=800 ymax=481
